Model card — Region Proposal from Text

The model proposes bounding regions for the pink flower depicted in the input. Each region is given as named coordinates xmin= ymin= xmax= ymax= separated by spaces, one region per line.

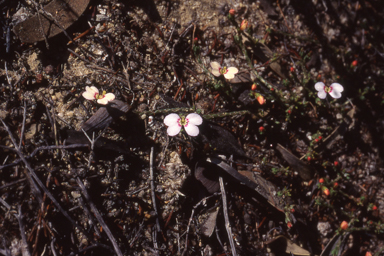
xmin=314 ymin=82 xmax=344 ymax=99
xmin=210 ymin=62 xmax=238 ymax=79
xmin=164 ymin=113 xmax=203 ymax=137
xmin=82 ymin=86 xmax=115 ymax=105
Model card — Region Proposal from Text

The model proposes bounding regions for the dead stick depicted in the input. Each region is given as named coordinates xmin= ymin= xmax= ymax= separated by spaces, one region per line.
xmin=219 ymin=177 xmax=237 ymax=256
xmin=0 ymin=144 xmax=89 ymax=170
xmin=15 ymin=205 xmax=31 ymax=256
xmin=18 ymin=101 xmax=27 ymax=149
xmin=76 ymin=177 xmax=123 ymax=256
xmin=0 ymin=118 xmax=88 ymax=238
xmin=181 ymin=193 xmax=219 ymax=256
xmin=150 ymin=132 xmax=160 ymax=253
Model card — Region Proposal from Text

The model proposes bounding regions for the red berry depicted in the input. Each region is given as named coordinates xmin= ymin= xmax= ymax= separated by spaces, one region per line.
xmin=318 ymin=136 xmax=322 ymax=140
xmin=251 ymin=83 xmax=257 ymax=91
xmin=319 ymin=178 xmax=324 ymax=183
xmin=259 ymin=127 xmax=265 ymax=132
xmin=352 ymin=60 xmax=358 ymax=67
xmin=290 ymin=208 xmax=295 ymax=213
xmin=334 ymin=182 xmax=338 ymax=187
xmin=334 ymin=161 xmax=339 ymax=166
xmin=290 ymin=67 xmax=295 ymax=72
xmin=373 ymin=205 xmax=378 ymax=211
xmin=307 ymin=157 xmax=311 ymax=161
xmin=229 ymin=9 xmax=236 ymax=16
xmin=287 ymin=222 xmax=292 ymax=228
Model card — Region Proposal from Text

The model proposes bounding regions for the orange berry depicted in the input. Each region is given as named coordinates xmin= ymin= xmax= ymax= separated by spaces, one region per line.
xmin=351 ymin=60 xmax=358 ymax=66
xmin=319 ymin=178 xmax=324 ymax=183
xmin=251 ymin=83 xmax=257 ymax=91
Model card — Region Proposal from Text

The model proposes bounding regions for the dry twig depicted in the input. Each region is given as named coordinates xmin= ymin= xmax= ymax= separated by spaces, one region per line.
xmin=219 ymin=177 xmax=237 ymax=256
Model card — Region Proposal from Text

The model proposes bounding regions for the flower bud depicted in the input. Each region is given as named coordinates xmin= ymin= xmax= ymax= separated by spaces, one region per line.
xmin=240 ymin=20 xmax=249 ymax=31
xmin=259 ymin=126 xmax=265 ymax=132
xmin=365 ymin=251 xmax=372 ymax=256
xmin=251 ymin=83 xmax=257 ymax=91
xmin=229 ymin=9 xmax=236 ymax=16
xmin=322 ymin=187 xmax=330 ymax=196
xmin=351 ymin=60 xmax=358 ymax=67
xmin=257 ymin=95 xmax=265 ymax=105
xmin=340 ymin=221 xmax=348 ymax=230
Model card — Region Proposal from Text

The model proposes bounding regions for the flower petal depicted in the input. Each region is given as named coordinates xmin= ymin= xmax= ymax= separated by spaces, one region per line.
xmin=329 ymin=89 xmax=342 ymax=99
xmin=330 ymin=83 xmax=344 ymax=92
xmin=210 ymin=62 xmax=221 ymax=77
xmin=167 ymin=125 xmax=182 ymax=136
xmin=223 ymin=67 xmax=238 ymax=80
xmin=210 ymin=61 xmax=221 ymax=70
xmin=184 ymin=124 xmax=199 ymax=136
xmin=186 ymin=113 xmax=203 ymax=126
xmin=164 ymin=113 xmax=180 ymax=126
xmin=105 ymin=93 xmax=116 ymax=101
xmin=314 ymin=82 xmax=325 ymax=92
xmin=82 ymin=86 xmax=99 ymax=100
xmin=317 ymin=90 xmax=327 ymax=99
xmin=329 ymin=83 xmax=343 ymax=98
xmin=97 ymin=93 xmax=115 ymax=105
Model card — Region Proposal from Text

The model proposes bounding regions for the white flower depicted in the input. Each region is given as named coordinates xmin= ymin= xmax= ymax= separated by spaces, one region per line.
xmin=314 ymin=82 xmax=344 ymax=99
xmin=210 ymin=61 xmax=238 ymax=79
xmin=82 ymin=86 xmax=115 ymax=105
xmin=164 ymin=113 xmax=203 ymax=137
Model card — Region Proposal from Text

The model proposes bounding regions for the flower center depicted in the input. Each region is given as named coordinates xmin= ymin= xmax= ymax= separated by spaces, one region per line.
xmin=219 ymin=66 xmax=228 ymax=75
xmin=178 ymin=116 xmax=189 ymax=127
xmin=324 ymin=86 xmax=332 ymax=93
xmin=95 ymin=91 xmax=107 ymax=99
